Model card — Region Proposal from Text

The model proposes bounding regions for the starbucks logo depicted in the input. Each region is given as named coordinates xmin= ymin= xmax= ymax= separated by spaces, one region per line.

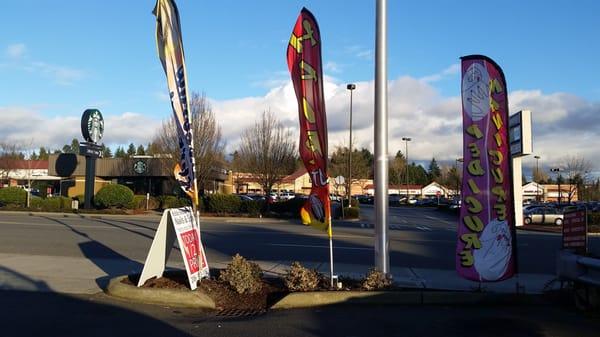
xmin=133 ymin=160 xmax=147 ymax=174
xmin=81 ymin=109 xmax=104 ymax=143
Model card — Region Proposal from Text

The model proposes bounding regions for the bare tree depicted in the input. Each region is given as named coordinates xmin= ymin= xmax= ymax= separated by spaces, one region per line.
xmin=329 ymin=143 xmax=371 ymax=197
xmin=153 ymin=92 xmax=226 ymax=193
xmin=561 ymin=155 xmax=593 ymax=202
xmin=235 ymin=110 xmax=296 ymax=195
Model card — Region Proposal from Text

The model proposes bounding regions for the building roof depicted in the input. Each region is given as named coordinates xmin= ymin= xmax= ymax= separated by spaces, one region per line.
xmin=0 ymin=159 xmax=48 ymax=170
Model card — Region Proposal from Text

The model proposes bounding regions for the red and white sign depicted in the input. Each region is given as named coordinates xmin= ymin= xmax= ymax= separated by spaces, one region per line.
xmin=138 ymin=207 xmax=209 ymax=290
xmin=562 ymin=209 xmax=588 ymax=254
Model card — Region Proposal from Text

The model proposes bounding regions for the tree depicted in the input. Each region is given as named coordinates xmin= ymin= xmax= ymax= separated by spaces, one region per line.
xmin=152 ymin=92 xmax=226 ymax=193
xmin=428 ymin=157 xmax=441 ymax=182
xmin=100 ymin=143 xmax=112 ymax=158
xmin=126 ymin=143 xmax=136 ymax=157
xmin=389 ymin=150 xmax=406 ymax=185
xmin=329 ymin=145 xmax=371 ymax=197
xmin=70 ymin=139 xmax=80 ymax=155
xmin=114 ymin=146 xmax=126 ymax=158
xmin=560 ymin=155 xmax=593 ymax=202
xmin=235 ymin=110 xmax=296 ymax=194
xmin=408 ymin=163 xmax=429 ymax=186
xmin=0 ymin=142 xmax=24 ymax=186
xmin=38 ymin=147 xmax=49 ymax=160
xmin=136 ymin=145 xmax=146 ymax=156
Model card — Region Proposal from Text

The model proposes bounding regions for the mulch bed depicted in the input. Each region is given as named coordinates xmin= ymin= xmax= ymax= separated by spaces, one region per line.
xmin=123 ymin=271 xmax=288 ymax=311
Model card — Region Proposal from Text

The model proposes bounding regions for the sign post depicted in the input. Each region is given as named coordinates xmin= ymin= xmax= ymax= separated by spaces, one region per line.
xmin=509 ymin=110 xmax=532 ymax=226
xmin=79 ymin=109 xmax=104 ymax=209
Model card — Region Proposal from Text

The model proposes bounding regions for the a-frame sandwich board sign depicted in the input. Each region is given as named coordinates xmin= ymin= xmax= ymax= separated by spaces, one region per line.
xmin=137 ymin=207 xmax=209 ymax=290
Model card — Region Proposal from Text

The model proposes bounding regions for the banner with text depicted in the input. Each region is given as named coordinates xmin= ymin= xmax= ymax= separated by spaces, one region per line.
xmin=154 ymin=0 xmax=198 ymax=206
xmin=457 ymin=55 xmax=516 ymax=282
xmin=287 ymin=8 xmax=331 ymax=236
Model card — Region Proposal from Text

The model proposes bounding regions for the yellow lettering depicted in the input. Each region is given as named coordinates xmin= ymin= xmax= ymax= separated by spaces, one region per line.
xmin=488 ymin=150 xmax=503 ymax=165
xmin=300 ymin=61 xmax=318 ymax=81
xmin=492 ymin=186 xmax=506 ymax=202
xmin=302 ymin=98 xmax=316 ymax=123
xmin=468 ymin=143 xmax=480 ymax=158
xmin=491 ymin=167 xmax=504 ymax=184
xmin=468 ymin=160 xmax=485 ymax=176
xmin=492 ymin=112 xmax=503 ymax=130
xmin=302 ymin=20 xmax=317 ymax=46
xmin=289 ymin=33 xmax=302 ymax=53
xmin=460 ymin=250 xmax=474 ymax=267
xmin=467 ymin=179 xmax=481 ymax=194
xmin=461 ymin=233 xmax=482 ymax=249
xmin=490 ymin=98 xmax=500 ymax=113
xmin=490 ymin=78 xmax=503 ymax=94
xmin=463 ymin=215 xmax=484 ymax=232
xmin=494 ymin=204 xmax=506 ymax=220
xmin=465 ymin=196 xmax=482 ymax=214
xmin=305 ymin=131 xmax=323 ymax=155
xmin=466 ymin=124 xmax=483 ymax=139
xmin=494 ymin=132 xmax=502 ymax=147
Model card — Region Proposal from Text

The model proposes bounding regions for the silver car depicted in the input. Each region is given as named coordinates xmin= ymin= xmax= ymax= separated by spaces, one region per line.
xmin=523 ymin=206 xmax=564 ymax=225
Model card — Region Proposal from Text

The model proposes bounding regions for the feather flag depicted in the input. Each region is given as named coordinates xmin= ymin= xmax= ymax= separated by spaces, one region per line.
xmin=457 ymin=55 xmax=517 ymax=282
xmin=154 ymin=0 xmax=198 ymax=207
xmin=287 ymin=8 xmax=332 ymax=237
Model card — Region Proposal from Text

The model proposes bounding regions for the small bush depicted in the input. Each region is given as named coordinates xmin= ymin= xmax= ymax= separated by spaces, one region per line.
xmin=344 ymin=207 xmax=360 ymax=219
xmin=589 ymin=212 xmax=600 ymax=227
xmin=0 ymin=187 xmax=27 ymax=206
xmin=128 ymin=195 xmax=160 ymax=210
xmin=206 ymin=194 xmax=242 ymax=214
xmin=284 ymin=261 xmax=321 ymax=292
xmin=219 ymin=254 xmax=262 ymax=294
xmin=342 ymin=198 xmax=360 ymax=208
xmin=94 ymin=184 xmax=134 ymax=209
xmin=241 ymin=200 xmax=264 ymax=217
xmin=158 ymin=195 xmax=191 ymax=209
xmin=361 ymin=269 xmax=392 ymax=291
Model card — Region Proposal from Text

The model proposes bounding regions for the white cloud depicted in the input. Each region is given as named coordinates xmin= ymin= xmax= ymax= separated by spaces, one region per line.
xmin=210 ymin=76 xmax=600 ymax=172
xmin=28 ymin=61 xmax=85 ymax=85
xmin=324 ymin=61 xmax=342 ymax=73
xmin=419 ymin=63 xmax=461 ymax=83
xmin=0 ymin=106 xmax=160 ymax=151
xmin=6 ymin=43 xmax=26 ymax=59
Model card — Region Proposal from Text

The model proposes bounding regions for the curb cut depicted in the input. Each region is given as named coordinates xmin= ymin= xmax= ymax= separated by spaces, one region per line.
xmin=106 ymin=276 xmax=215 ymax=309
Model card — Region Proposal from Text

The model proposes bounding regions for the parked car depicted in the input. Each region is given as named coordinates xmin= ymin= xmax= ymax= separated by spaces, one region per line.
xmin=416 ymin=198 xmax=437 ymax=206
xmin=278 ymin=192 xmax=295 ymax=201
xmin=237 ymin=194 xmax=254 ymax=201
xmin=524 ymin=206 xmax=564 ymax=225
xmin=407 ymin=197 xmax=418 ymax=205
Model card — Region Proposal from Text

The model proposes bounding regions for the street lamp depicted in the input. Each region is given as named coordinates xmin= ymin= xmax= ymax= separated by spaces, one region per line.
xmin=402 ymin=137 xmax=411 ymax=201
xmin=550 ymin=168 xmax=562 ymax=206
xmin=455 ymin=158 xmax=463 ymax=198
xmin=347 ymin=83 xmax=356 ymax=208
xmin=534 ymin=155 xmax=541 ymax=202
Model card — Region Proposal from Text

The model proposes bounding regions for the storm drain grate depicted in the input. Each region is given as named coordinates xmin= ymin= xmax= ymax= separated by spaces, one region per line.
xmin=215 ymin=308 xmax=266 ymax=318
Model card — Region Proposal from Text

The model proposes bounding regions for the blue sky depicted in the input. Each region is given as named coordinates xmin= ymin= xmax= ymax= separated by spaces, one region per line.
xmin=1 ymin=0 xmax=599 ymax=175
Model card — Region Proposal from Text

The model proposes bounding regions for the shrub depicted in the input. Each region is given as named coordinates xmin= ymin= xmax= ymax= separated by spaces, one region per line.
xmin=219 ymin=254 xmax=262 ymax=294
xmin=0 ymin=187 xmax=27 ymax=206
xmin=342 ymin=198 xmax=360 ymax=208
xmin=158 ymin=195 xmax=191 ymax=209
xmin=241 ymin=200 xmax=264 ymax=217
xmin=94 ymin=184 xmax=134 ymax=209
xmin=206 ymin=193 xmax=242 ymax=214
xmin=589 ymin=212 xmax=600 ymax=227
xmin=269 ymin=197 xmax=306 ymax=215
xmin=128 ymin=195 xmax=160 ymax=210
xmin=284 ymin=261 xmax=321 ymax=292
xmin=344 ymin=207 xmax=360 ymax=219
xmin=361 ymin=269 xmax=392 ymax=291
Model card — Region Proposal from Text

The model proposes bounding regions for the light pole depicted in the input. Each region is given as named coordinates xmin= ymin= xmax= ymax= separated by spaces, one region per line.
xmin=551 ymin=167 xmax=562 ymax=206
xmin=455 ymin=158 xmax=463 ymax=198
xmin=347 ymin=83 xmax=356 ymax=209
xmin=402 ymin=137 xmax=411 ymax=201
xmin=534 ymin=155 xmax=541 ymax=202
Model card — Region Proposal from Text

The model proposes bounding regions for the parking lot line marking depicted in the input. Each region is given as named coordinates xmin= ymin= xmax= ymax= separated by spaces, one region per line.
xmin=267 ymin=243 xmax=372 ymax=251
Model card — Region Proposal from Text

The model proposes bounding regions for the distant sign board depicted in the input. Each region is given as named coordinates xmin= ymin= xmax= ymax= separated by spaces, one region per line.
xmin=509 ymin=110 xmax=532 ymax=157
xmin=562 ymin=209 xmax=588 ymax=254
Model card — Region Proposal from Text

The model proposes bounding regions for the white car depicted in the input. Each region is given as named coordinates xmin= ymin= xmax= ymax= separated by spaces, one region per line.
xmin=278 ymin=192 xmax=295 ymax=200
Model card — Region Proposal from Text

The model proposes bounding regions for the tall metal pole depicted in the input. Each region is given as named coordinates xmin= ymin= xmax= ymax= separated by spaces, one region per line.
xmin=534 ymin=155 xmax=540 ymax=201
xmin=402 ymin=137 xmax=411 ymax=200
xmin=374 ymin=0 xmax=389 ymax=274
xmin=347 ymin=84 xmax=356 ymax=208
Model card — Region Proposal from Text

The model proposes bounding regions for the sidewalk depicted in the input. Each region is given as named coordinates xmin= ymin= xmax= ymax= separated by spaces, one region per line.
xmin=0 ymin=252 xmax=559 ymax=295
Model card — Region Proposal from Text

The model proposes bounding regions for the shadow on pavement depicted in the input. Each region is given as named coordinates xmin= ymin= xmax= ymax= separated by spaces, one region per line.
xmin=39 ymin=216 xmax=143 ymax=290
xmin=0 ymin=266 xmax=51 ymax=292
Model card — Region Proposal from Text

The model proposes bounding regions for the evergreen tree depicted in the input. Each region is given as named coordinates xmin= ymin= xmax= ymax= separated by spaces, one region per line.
xmin=428 ymin=157 xmax=441 ymax=182
xmin=70 ymin=138 xmax=80 ymax=154
xmin=136 ymin=144 xmax=146 ymax=156
xmin=101 ymin=143 xmax=112 ymax=158
xmin=114 ymin=146 xmax=126 ymax=158
xmin=38 ymin=147 xmax=49 ymax=160
xmin=126 ymin=143 xmax=136 ymax=157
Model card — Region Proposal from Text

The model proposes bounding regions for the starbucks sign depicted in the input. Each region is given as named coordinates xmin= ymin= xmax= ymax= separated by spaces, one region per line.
xmin=81 ymin=109 xmax=104 ymax=144
xmin=133 ymin=160 xmax=147 ymax=174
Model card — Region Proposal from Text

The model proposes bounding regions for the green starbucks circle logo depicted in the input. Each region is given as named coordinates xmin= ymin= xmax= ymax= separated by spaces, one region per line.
xmin=81 ymin=109 xmax=104 ymax=143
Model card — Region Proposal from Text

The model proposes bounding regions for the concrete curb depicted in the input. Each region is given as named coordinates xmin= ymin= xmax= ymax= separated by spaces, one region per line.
xmin=271 ymin=290 xmax=544 ymax=309
xmin=105 ymin=276 xmax=215 ymax=309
